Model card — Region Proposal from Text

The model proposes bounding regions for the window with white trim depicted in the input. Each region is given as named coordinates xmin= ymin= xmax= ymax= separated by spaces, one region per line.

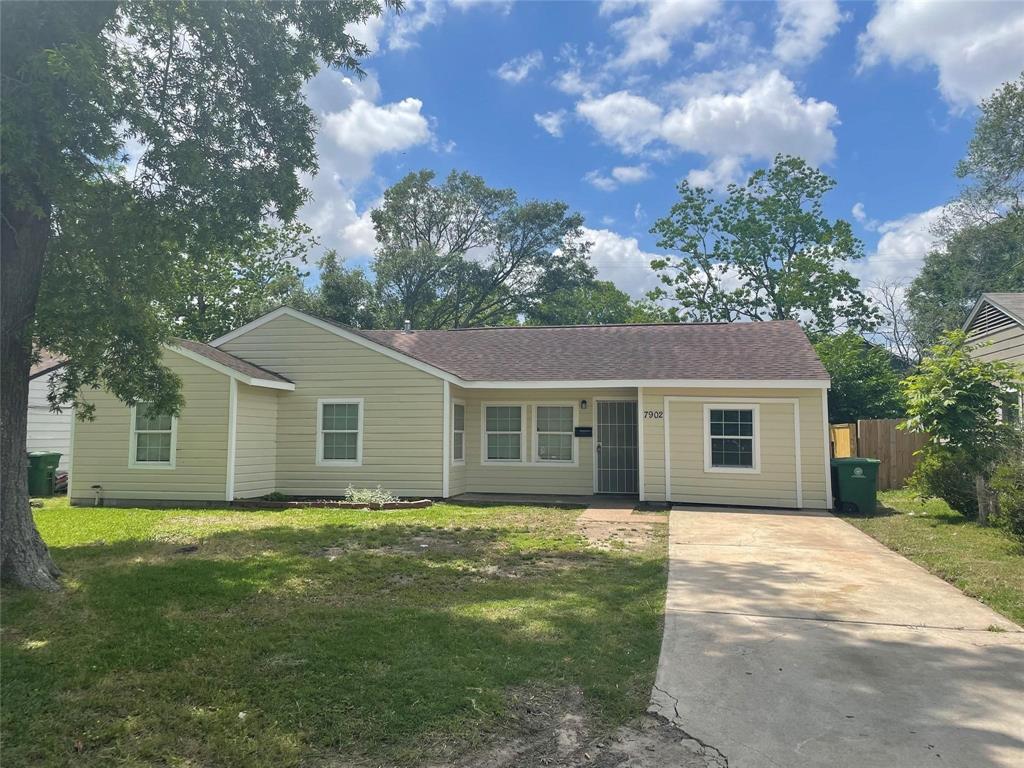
xmin=485 ymin=405 xmax=522 ymax=461
xmin=452 ymin=402 xmax=465 ymax=463
xmin=707 ymin=408 xmax=756 ymax=469
xmin=130 ymin=403 xmax=176 ymax=467
xmin=318 ymin=399 xmax=362 ymax=465
xmin=535 ymin=405 xmax=574 ymax=462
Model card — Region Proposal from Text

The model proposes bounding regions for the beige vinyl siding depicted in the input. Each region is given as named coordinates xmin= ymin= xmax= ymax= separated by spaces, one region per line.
xmin=70 ymin=350 xmax=229 ymax=503
xmin=641 ymin=387 xmax=828 ymax=509
xmin=27 ymin=375 xmax=72 ymax=470
xmin=461 ymin=388 xmax=634 ymax=495
xmin=233 ymin=384 xmax=279 ymax=498
xmin=219 ymin=314 xmax=443 ymax=497
xmin=969 ymin=324 xmax=1024 ymax=365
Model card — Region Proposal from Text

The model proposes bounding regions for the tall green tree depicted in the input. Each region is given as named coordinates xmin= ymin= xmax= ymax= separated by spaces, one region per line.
xmin=289 ymin=251 xmax=379 ymax=328
xmin=163 ymin=222 xmax=313 ymax=341
xmin=901 ymin=331 xmax=1023 ymax=525
xmin=371 ymin=170 xmax=592 ymax=329
xmin=1 ymin=0 xmax=391 ymax=589
xmin=814 ymin=332 xmax=905 ymax=423
xmin=650 ymin=155 xmax=878 ymax=336
xmin=526 ymin=280 xmax=671 ymax=325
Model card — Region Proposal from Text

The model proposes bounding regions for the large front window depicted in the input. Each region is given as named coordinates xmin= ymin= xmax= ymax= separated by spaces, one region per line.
xmin=130 ymin=403 xmax=176 ymax=468
xmin=485 ymin=405 xmax=522 ymax=461
xmin=536 ymin=405 xmax=574 ymax=462
xmin=318 ymin=399 xmax=363 ymax=465
xmin=706 ymin=407 xmax=758 ymax=471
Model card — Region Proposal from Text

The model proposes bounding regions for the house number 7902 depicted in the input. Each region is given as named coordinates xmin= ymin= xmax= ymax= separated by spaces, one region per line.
xmin=643 ymin=410 xmax=663 ymax=419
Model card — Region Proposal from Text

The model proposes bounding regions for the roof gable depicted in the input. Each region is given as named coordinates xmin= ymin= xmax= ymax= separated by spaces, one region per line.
xmin=964 ymin=293 xmax=1024 ymax=337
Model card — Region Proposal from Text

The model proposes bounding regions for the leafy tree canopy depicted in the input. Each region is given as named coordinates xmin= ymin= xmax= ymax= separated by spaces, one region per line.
xmin=649 ymin=155 xmax=878 ymax=336
xmin=525 ymin=280 xmax=671 ymax=326
xmin=370 ymin=170 xmax=592 ymax=329
xmin=814 ymin=332 xmax=905 ymax=423
xmin=288 ymin=251 xmax=379 ymax=328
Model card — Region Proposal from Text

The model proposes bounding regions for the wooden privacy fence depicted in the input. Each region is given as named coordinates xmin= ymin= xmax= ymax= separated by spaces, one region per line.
xmin=829 ymin=419 xmax=928 ymax=491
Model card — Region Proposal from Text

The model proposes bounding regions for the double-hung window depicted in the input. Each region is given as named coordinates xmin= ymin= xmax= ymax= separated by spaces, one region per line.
xmin=452 ymin=402 xmax=465 ymax=464
xmin=317 ymin=398 xmax=363 ymax=465
xmin=705 ymin=406 xmax=759 ymax=472
xmin=535 ymin=405 xmax=574 ymax=463
xmin=129 ymin=403 xmax=176 ymax=468
xmin=484 ymin=405 xmax=522 ymax=462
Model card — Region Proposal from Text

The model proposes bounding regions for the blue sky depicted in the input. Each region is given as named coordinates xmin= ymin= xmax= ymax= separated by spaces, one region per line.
xmin=298 ymin=0 xmax=1024 ymax=299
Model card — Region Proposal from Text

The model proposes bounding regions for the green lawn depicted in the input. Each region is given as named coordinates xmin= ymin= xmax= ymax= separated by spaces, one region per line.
xmin=1 ymin=500 xmax=667 ymax=767
xmin=841 ymin=490 xmax=1024 ymax=626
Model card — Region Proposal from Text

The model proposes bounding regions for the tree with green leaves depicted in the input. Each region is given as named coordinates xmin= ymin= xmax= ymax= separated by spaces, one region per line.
xmin=814 ymin=332 xmax=905 ymax=423
xmin=163 ymin=222 xmax=313 ymax=342
xmin=525 ymin=280 xmax=671 ymax=325
xmin=649 ymin=155 xmax=878 ymax=336
xmin=289 ymin=251 xmax=380 ymax=328
xmin=901 ymin=331 xmax=1023 ymax=525
xmin=371 ymin=170 xmax=592 ymax=329
xmin=1 ymin=0 xmax=391 ymax=589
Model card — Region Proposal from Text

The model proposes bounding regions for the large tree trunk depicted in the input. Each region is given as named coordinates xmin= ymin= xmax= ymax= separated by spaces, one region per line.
xmin=1 ymin=194 xmax=61 ymax=590
xmin=974 ymin=474 xmax=993 ymax=526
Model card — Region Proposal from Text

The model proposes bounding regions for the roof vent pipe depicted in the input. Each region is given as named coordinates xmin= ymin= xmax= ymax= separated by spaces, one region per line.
xmin=403 ymin=319 xmax=412 ymax=334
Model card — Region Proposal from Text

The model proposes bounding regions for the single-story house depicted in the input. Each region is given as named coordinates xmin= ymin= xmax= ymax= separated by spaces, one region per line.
xmin=28 ymin=350 xmax=71 ymax=471
xmin=964 ymin=293 xmax=1024 ymax=365
xmin=69 ymin=307 xmax=833 ymax=509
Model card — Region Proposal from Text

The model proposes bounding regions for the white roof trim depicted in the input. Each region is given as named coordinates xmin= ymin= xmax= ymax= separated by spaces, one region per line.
xmin=963 ymin=294 xmax=1024 ymax=332
xmin=167 ymin=344 xmax=295 ymax=391
xmin=455 ymin=378 xmax=830 ymax=390
xmin=209 ymin=307 xmax=830 ymax=390
xmin=209 ymin=307 xmax=461 ymax=384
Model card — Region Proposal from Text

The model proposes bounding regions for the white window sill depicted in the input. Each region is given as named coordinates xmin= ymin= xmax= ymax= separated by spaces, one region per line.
xmin=128 ymin=462 xmax=176 ymax=470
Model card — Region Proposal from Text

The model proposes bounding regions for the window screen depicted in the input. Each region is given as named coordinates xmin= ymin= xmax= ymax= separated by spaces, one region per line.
xmin=709 ymin=409 xmax=754 ymax=468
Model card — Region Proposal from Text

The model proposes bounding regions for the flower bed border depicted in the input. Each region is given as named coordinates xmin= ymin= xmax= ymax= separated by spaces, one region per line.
xmin=231 ymin=498 xmax=432 ymax=511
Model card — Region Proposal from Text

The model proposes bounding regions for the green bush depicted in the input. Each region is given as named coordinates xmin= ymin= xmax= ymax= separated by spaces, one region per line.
xmin=908 ymin=446 xmax=978 ymax=519
xmin=344 ymin=485 xmax=399 ymax=506
xmin=991 ymin=461 xmax=1024 ymax=544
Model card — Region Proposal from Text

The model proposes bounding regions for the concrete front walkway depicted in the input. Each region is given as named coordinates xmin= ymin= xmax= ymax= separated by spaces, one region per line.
xmin=650 ymin=506 xmax=1024 ymax=768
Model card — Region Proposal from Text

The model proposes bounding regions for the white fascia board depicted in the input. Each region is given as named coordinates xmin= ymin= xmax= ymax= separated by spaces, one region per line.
xmin=457 ymin=378 xmax=831 ymax=390
xmin=208 ymin=307 xmax=459 ymax=385
xmin=166 ymin=345 xmax=296 ymax=391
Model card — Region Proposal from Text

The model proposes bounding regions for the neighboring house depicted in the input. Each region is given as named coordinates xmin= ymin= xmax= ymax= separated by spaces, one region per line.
xmin=69 ymin=307 xmax=833 ymax=509
xmin=28 ymin=350 xmax=71 ymax=471
xmin=964 ymin=293 xmax=1024 ymax=365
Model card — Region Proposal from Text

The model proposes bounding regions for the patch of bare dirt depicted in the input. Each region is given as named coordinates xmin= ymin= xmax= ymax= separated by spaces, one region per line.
xmin=577 ymin=519 xmax=663 ymax=552
xmin=435 ymin=687 xmax=721 ymax=768
xmin=315 ymin=534 xmax=478 ymax=560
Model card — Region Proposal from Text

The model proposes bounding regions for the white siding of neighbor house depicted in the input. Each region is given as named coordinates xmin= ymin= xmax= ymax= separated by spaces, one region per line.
xmin=219 ymin=314 xmax=443 ymax=497
xmin=70 ymin=350 xmax=230 ymax=504
xmin=641 ymin=387 xmax=828 ymax=509
xmin=455 ymin=386 xmax=635 ymax=496
xmin=969 ymin=324 xmax=1024 ymax=365
xmin=27 ymin=375 xmax=72 ymax=470
xmin=233 ymin=384 xmax=279 ymax=498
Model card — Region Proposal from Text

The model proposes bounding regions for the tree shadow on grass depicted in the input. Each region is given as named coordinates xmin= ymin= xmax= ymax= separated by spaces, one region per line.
xmin=2 ymin=519 xmax=665 ymax=768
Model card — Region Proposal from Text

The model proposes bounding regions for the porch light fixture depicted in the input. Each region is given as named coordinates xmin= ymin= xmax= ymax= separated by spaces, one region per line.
xmin=580 ymin=399 xmax=588 ymax=410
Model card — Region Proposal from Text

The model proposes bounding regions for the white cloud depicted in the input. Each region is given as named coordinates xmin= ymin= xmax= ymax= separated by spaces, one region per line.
xmin=576 ymin=90 xmax=664 ymax=153
xmin=602 ymin=0 xmax=721 ymax=68
xmin=611 ymin=164 xmax=651 ymax=184
xmin=497 ymin=51 xmax=544 ymax=84
xmin=851 ymin=202 xmax=867 ymax=223
xmin=298 ymin=69 xmax=434 ymax=263
xmin=534 ymin=110 xmax=567 ymax=137
xmin=387 ymin=0 xmax=446 ymax=51
xmin=584 ymin=170 xmax=618 ymax=192
xmin=582 ymin=227 xmax=662 ymax=297
xmin=856 ymin=206 xmax=945 ymax=283
xmin=859 ymin=0 xmax=1024 ymax=107
xmin=773 ymin=0 xmax=843 ymax=65
xmin=660 ymin=70 xmax=838 ymax=166
xmin=686 ymin=155 xmax=743 ymax=189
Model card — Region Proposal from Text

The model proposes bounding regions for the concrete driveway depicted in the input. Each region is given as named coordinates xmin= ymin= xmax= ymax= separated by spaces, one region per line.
xmin=650 ymin=506 xmax=1024 ymax=768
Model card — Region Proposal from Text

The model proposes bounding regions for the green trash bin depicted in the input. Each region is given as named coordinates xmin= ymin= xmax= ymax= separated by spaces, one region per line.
xmin=831 ymin=457 xmax=880 ymax=515
xmin=27 ymin=451 xmax=62 ymax=497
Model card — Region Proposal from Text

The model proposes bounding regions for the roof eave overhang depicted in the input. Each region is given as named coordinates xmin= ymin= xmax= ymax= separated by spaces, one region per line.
xmin=963 ymin=294 xmax=1024 ymax=332
xmin=166 ymin=344 xmax=296 ymax=391
xmin=452 ymin=378 xmax=831 ymax=390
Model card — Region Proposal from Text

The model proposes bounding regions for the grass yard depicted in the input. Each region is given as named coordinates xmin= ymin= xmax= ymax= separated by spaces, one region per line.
xmin=1 ymin=499 xmax=667 ymax=767
xmin=841 ymin=490 xmax=1024 ymax=627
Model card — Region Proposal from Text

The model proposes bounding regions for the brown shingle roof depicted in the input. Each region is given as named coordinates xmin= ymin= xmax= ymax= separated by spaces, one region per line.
xmin=172 ymin=338 xmax=292 ymax=383
xmin=353 ymin=320 xmax=829 ymax=382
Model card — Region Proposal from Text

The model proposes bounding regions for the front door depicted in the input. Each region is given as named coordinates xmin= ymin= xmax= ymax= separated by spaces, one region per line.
xmin=596 ymin=400 xmax=639 ymax=494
